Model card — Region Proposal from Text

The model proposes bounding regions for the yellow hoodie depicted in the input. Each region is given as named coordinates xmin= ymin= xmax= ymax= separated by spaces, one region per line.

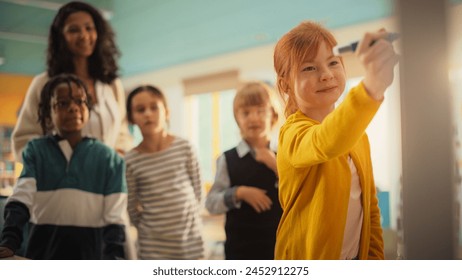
xmin=275 ymin=82 xmax=384 ymax=260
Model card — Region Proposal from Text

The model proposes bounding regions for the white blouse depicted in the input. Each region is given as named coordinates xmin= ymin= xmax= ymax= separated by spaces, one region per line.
xmin=340 ymin=156 xmax=364 ymax=260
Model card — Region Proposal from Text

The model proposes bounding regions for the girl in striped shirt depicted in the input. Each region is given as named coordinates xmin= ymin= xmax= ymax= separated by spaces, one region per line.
xmin=125 ymin=85 xmax=204 ymax=260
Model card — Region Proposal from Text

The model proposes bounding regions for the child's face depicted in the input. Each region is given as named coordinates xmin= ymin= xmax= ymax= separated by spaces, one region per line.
xmin=235 ymin=104 xmax=274 ymax=142
xmin=130 ymin=91 xmax=168 ymax=135
xmin=294 ymin=40 xmax=346 ymax=114
xmin=50 ymin=82 xmax=89 ymax=136
xmin=62 ymin=11 xmax=97 ymax=58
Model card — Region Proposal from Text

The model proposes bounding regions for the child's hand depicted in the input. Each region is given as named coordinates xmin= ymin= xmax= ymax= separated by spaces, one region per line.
xmin=236 ymin=186 xmax=273 ymax=213
xmin=255 ymin=147 xmax=278 ymax=175
xmin=357 ymin=29 xmax=399 ymax=101
xmin=0 ymin=246 xmax=14 ymax=258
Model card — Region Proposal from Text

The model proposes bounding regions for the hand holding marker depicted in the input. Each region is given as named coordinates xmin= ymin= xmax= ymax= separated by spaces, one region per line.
xmin=333 ymin=32 xmax=399 ymax=55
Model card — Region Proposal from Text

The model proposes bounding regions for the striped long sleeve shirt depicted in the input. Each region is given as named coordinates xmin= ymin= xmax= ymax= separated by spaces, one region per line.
xmin=125 ymin=137 xmax=204 ymax=260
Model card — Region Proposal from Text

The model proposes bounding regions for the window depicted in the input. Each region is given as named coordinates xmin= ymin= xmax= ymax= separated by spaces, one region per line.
xmin=186 ymin=90 xmax=240 ymax=189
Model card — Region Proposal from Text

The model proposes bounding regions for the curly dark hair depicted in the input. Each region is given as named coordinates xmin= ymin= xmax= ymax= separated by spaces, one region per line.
xmin=38 ymin=73 xmax=93 ymax=135
xmin=47 ymin=1 xmax=120 ymax=83
xmin=126 ymin=85 xmax=169 ymax=124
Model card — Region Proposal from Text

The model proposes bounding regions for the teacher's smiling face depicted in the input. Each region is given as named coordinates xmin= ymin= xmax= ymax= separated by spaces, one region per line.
xmin=62 ymin=11 xmax=98 ymax=59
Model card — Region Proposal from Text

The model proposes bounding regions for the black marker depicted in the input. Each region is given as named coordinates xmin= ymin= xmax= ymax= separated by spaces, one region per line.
xmin=333 ymin=32 xmax=399 ymax=55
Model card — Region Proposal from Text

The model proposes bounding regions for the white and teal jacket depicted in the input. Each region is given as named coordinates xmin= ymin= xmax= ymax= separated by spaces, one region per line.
xmin=0 ymin=135 xmax=127 ymax=259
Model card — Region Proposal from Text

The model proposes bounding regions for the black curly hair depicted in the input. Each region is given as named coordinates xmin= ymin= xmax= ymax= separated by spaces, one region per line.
xmin=47 ymin=1 xmax=120 ymax=83
xmin=38 ymin=73 xmax=93 ymax=135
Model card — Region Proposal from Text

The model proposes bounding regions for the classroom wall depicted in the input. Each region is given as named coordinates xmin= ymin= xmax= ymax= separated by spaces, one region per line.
xmin=0 ymin=73 xmax=33 ymax=126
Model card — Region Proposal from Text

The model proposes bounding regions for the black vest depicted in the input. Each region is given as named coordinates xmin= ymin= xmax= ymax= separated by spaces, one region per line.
xmin=224 ymin=148 xmax=282 ymax=260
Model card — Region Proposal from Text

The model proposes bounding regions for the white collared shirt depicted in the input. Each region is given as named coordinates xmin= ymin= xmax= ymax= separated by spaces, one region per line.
xmin=340 ymin=156 xmax=363 ymax=260
xmin=205 ymin=140 xmax=277 ymax=214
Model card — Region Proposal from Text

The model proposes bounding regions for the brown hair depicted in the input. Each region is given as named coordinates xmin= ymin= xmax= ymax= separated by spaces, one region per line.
xmin=47 ymin=1 xmax=120 ymax=83
xmin=233 ymin=81 xmax=280 ymax=128
xmin=274 ymin=21 xmax=338 ymax=117
xmin=126 ymin=85 xmax=169 ymax=124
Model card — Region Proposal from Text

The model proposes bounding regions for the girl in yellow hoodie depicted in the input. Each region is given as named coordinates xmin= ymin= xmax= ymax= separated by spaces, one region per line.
xmin=273 ymin=21 xmax=399 ymax=260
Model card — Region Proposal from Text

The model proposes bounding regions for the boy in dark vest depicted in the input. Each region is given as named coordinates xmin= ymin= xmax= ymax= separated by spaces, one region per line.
xmin=205 ymin=81 xmax=282 ymax=260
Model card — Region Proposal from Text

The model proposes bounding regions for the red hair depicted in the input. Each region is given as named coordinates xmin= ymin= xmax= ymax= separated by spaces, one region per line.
xmin=274 ymin=21 xmax=338 ymax=117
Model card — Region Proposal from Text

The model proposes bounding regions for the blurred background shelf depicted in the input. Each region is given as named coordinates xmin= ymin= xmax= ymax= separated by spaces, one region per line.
xmin=1 ymin=126 xmax=18 ymax=192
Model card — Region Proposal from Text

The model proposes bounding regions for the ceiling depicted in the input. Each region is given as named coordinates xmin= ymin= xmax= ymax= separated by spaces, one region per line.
xmin=0 ymin=0 xmax=447 ymax=78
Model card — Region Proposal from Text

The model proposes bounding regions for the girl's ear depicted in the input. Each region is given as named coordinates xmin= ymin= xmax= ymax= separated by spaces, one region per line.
xmin=278 ymin=78 xmax=290 ymax=94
